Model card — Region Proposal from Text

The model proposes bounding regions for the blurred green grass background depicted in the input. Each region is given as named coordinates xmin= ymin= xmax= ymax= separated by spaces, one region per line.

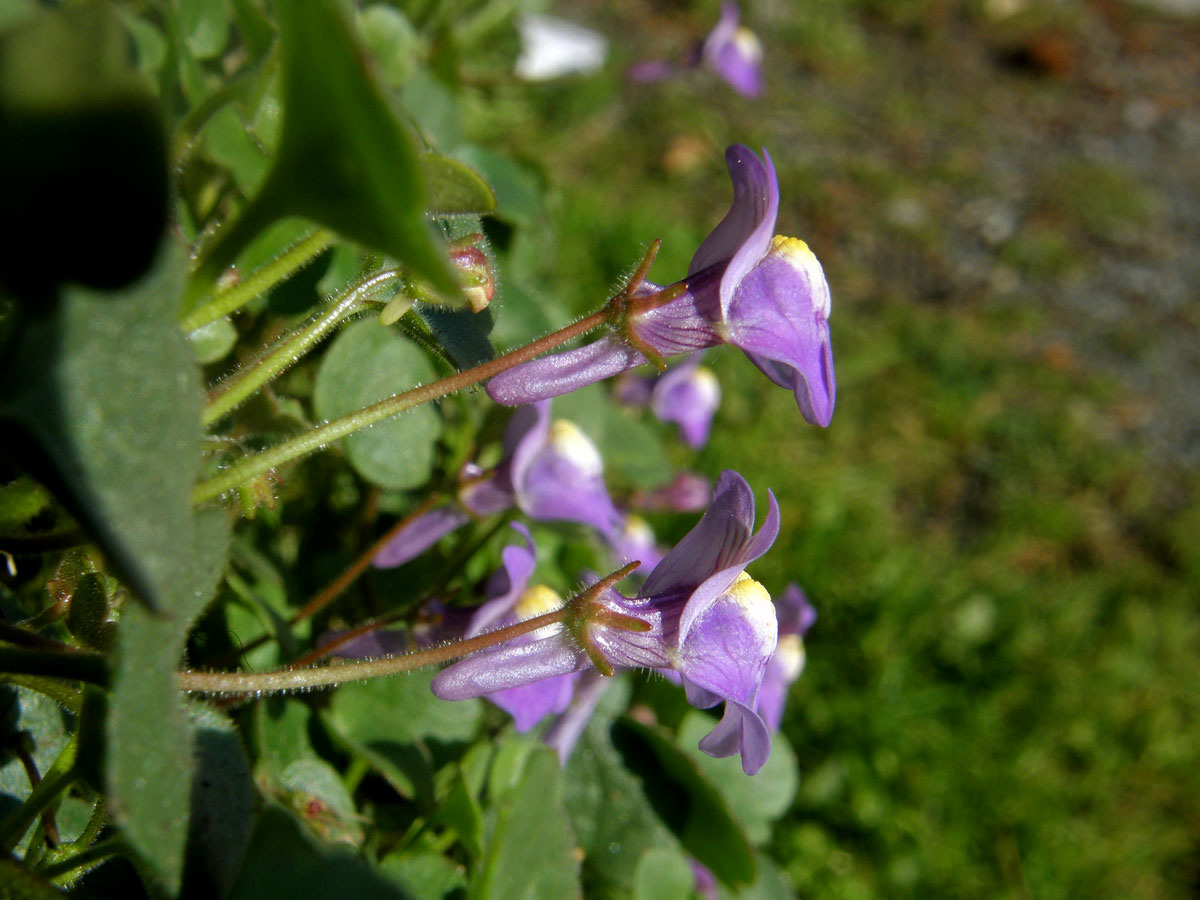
xmin=472 ymin=1 xmax=1200 ymax=895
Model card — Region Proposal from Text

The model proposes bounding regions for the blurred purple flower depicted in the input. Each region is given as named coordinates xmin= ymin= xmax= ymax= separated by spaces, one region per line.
xmin=702 ymin=2 xmax=764 ymax=98
xmin=631 ymin=471 xmax=712 ymax=513
xmin=374 ymin=401 xmax=622 ymax=568
xmin=486 ymin=145 xmax=835 ymax=427
xmin=608 ymin=513 xmax=665 ymax=576
xmin=543 ymin=670 xmax=611 ymax=764
xmin=627 ymin=3 xmax=764 ymax=99
xmin=758 ymin=582 xmax=817 ymax=733
xmin=616 ymin=354 xmax=721 ymax=449
xmin=433 ymin=469 xmax=781 ymax=774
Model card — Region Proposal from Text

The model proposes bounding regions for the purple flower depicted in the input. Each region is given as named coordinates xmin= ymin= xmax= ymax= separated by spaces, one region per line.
xmin=486 ymin=146 xmax=835 ymax=427
xmin=758 ymin=583 xmax=817 ymax=733
xmin=626 ymin=3 xmax=763 ymax=99
xmin=463 ymin=523 xmax=578 ymax=731
xmin=432 ymin=469 xmax=781 ymax=774
xmin=616 ymin=353 xmax=721 ymax=449
xmin=375 ymin=401 xmax=622 ymax=568
xmin=702 ymin=3 xmax=764 ymax=98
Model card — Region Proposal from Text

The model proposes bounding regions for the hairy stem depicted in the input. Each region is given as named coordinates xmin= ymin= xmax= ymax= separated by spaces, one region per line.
xmin=203 ymin=268 xmax=405 ymax=425
xmin=192 ymin=308 xmax=608 ymax=506
xmin=177 ymin=607 xmax=567 ymax=695
xmin=177 ymin=562 xmax=639 ymax=696
xmin=182 ymin=227 xmax=334 ymax=332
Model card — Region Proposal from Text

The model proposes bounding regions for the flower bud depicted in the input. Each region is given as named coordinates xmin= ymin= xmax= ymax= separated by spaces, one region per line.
xmin=449 ymin=236 xmax=496 ymax=313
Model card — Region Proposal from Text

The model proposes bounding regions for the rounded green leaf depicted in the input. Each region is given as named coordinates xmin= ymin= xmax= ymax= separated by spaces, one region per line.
xmin=313 ymin=320 xmax=442 ymax=490
xmin=419 ymin=153 xmax=497 ymax=216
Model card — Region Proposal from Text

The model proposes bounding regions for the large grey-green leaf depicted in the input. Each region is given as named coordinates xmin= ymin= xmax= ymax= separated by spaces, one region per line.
xmin=106 ymin=507 xmax=230 ymax=895
xmin=0 ymin=243 xmax=201 ymax=612
xmin=313 ymin=319 xmax=442 ymax=490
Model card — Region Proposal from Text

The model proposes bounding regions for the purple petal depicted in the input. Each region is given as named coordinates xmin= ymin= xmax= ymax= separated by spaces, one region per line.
xmin=727 ymin=241 xmax=835 ymax=426
xmin=431 ymin=634 xmax=587 ymax=700
xmin=373 ymin=504 xmax=471 ymax=568
xmin=488 ymin=672 xmax=578 ymax=732
xmin=677 ymin=583 xmax=777 ymax=712
xmin=687 ymin=146 xmax=778 ymax=320
xmin=696 ymin=698 xmax=772 ymax=775
xmin=486 ymin=336 xmax=644 ymax=405
xmin=650 ymin=357 xmax=721 ymax=449
xmin=467 ymin=523 xmax=537 ymax=636
xmin=641 ymin=470 xmax=758 ymax=598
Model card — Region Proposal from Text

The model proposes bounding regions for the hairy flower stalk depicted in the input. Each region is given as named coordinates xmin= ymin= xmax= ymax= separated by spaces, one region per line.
xmin=190 ymin=241 xmax=677 ymax=507
xmin=175 ymin=562 xmax=640 ymax=695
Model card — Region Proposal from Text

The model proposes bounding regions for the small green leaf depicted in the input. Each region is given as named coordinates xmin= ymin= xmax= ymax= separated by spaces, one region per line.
xmin=420 ymin=153 xmax=496 ymax=216
xmin=227 ymin=804 xmax=414 ymax=900
xmin=186 ymin=316 xmax=238 ymax=365
xmin=611 ymin=717 xmax=756 ymax=889
xmin=183 ymin=705 xmax=256 ymax=898
xmin=178 ymin=0 xmax=229 ymax=60
xmin=380 ymin=851 xmax=467 ymax=900
xmin=324 ymin=670 xmax=480 ymax=805
xmin=106 ymin=507 xmax=230 ymax=894
xmin=313 ymin=319 xmax=442 ymax=490
xmin=471 ymin=748 xmax=579 ymax=900
xmin=274 ymin=758 xmax=362 ymax=846
xmin=677 ymin=712 xmax=800 ymax=845
xmin=632 ymin=847 xmax=695 ymax=900
xmin=0 ymin=686 xmax=73 ymax=827
xmin=455 ymin=146 xmax=542 ymax=226
xmin=358 ymin=5 xmax=420 ymax=88
xmin=195 ymin=0 xmax=457 ymax=301
xmin=0 ymin=243 xmax=202 ymax=612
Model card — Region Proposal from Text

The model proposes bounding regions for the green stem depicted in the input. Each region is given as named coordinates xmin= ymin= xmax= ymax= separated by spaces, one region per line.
xmin=0 ymin=648 xmax=109 ymax=688
xmin=192 ymin=308 xmax=609 ymax=506
xmin=181 ymin=227 xmax=334 ymax=332
xmin=203 ymin=268 xmax=406 ymax=425
xmin=40 ymin=837 xmax=127 ymax=884
xmin=177 ymin=562 xmax=639 ymax=696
